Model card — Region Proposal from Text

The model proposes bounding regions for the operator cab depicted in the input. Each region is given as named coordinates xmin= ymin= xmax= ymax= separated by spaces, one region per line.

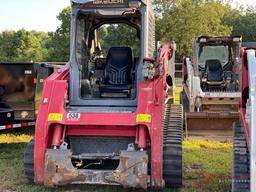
xmin=195 ymin=36 xmax=241 ymax=92
xmin=77 ymin=14 xmax=140 ymax=99
xmin=69 ymin=0 xmax=155 ymax=109
xmin=79 ymin=22 xmax=139 ymax=99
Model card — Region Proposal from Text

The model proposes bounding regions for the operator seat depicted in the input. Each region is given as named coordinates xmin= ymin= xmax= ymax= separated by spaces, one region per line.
xmin=99 ymin=47 xmax=133 ymax=97
xmin=205 ymin=59 xmax=224 ymax=82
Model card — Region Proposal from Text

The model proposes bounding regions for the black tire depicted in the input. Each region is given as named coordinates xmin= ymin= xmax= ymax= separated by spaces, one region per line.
xmin=24 ymin=139 xmax=35 ymax=183
xmin=163 ymin=104 xmax=183 ymax=188
xmin=232 ymin=122 xmax=250 ymax=192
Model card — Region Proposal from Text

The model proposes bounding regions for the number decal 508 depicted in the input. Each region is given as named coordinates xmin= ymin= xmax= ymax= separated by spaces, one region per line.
xmin=67 ymin=113 xmax=80 ymax=120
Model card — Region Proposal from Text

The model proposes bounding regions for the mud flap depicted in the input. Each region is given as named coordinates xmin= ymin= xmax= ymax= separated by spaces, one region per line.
xmin=185 ymin=111 xmax=239 ymax=141
xmin=44 ymin=149 xmax=148 ymax=189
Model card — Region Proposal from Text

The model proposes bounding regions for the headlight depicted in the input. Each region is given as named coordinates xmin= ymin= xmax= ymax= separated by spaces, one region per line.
xmin=129 ymin=0 xmax=141 ymax=8
xmin=199 ymin=38 xmax=207 ymax=43
xmin=233 ymin=37 xmax=241 ymax=42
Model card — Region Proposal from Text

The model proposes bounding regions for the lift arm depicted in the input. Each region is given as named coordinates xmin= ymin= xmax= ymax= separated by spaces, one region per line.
xmin=247 ymin=49 xmax=256 ymax=192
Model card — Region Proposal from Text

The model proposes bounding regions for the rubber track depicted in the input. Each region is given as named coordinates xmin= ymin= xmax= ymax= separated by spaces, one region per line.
xmin=24 ymin=139 xmax=35 ymax=183
xmin=180 ymin=91 xmax=189 ymax=113
xmin=232 ymin=122 xmax=250 ymax=192
xmin=163 ymin=103 xmax=183 ymax=187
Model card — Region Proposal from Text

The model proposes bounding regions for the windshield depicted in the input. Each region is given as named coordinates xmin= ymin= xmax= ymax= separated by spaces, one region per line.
xmin=75 ymin=12 xmax=141 ymax=100
xmin=198 ymin=45 xmax=229 ymax=68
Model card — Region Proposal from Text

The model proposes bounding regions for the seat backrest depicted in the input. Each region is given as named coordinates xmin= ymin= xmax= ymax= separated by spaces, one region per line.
xmin=205 ymin=59 xmax=223 ymax=82
xmin=105 ymin=47 xmax=133 ymax=85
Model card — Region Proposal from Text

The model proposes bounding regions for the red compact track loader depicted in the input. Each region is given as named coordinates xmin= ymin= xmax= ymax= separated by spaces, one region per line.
xmin=232 ymin=43 xmax=256 ymax=192
xmin=24 ymin=0 xmax=183 ymax=189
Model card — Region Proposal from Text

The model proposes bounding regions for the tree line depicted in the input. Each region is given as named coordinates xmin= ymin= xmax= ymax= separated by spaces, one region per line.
xmin=0 ymin=1 xmax=255 ymax=62
xmin=155 ymin=0 xmax=256 ymax=59
xmin=0 ymin=7 xmax=71 ymax=62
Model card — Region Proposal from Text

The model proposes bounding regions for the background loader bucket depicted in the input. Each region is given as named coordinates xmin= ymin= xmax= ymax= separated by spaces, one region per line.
xmin=185 ymin=112 xmax=239 ymax=141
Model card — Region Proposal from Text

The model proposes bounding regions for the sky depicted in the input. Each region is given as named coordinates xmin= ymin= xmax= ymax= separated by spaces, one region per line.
xmin=232 ymin=0 xmax=256 ymax=8
xmin=0 ymin=0 xmax=255 ymax=32
xmin=0 ymin=0 xmax=70 ymax=32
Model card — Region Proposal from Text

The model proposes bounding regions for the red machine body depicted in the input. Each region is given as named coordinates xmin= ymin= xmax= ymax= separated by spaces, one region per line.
xmin=24 ymin=1 xmax=183 ymax=189
xmin=33 ymin=44 xmax=176 ymax=188
xmin=239 ymin=47 xmax=254 ymax=145
xmin=232 ymin=43 xmax=256 ymax=192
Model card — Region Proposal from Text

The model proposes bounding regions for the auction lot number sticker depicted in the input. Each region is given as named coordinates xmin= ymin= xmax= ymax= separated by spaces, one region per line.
xmin=67 ymin=113 xmax=80 ymax=120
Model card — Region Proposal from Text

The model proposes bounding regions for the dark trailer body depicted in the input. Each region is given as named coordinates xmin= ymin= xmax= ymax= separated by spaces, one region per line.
xmin=0 ymin=62 xmax=59 ymax=128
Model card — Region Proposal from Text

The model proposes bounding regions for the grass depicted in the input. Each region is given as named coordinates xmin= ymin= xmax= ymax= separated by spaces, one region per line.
xmin=0 ymin=80 xmax=232 ymax=191
xmin=182 ymin=140 xmax=232 ymax=192
xmin=0 ymin=127 xmax=232 ymax=192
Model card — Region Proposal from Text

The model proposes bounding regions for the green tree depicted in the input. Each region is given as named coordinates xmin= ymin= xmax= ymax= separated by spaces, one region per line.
xmin=224 ymin=7 xmax=256 ymax=42
xmin=0 ymin=29 xmax=50 ymax=62
xmin=99 ymin=24 xmax=140 ymax=57
xmin=1 ymin=1 xmax=256 ymax=63
xmin=154 ymin=0 xmax=232 ymax=60
xmin=0 ymin=30 xmax=16 ymax=61
xmin=47 ymin=7 xmax=71 ymax=62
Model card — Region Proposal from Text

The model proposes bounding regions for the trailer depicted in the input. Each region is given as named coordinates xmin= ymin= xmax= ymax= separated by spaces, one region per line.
xmin=0 ymin=62 xmax=63 ymax=130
